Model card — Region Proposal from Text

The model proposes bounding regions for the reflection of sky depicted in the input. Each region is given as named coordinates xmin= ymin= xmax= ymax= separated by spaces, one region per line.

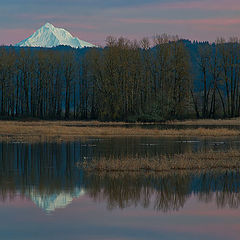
xmin=1 ymin=0 xmax=240 ymax=45
xmin=0 ymin=194 xmax=239 ymax=240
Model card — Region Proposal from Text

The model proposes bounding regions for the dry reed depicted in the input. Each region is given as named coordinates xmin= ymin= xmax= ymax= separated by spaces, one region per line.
xmin=0 ymin=121 xmax=239 ymax=142
xmin=78 ymin=150 xmax=240 ymax=173
xmin=167 ymin=118 xmax=240 ymax=125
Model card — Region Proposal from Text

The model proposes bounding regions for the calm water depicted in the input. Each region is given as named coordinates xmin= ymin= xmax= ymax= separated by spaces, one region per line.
xmin=0 ymin=137 xmax=240 ymax=240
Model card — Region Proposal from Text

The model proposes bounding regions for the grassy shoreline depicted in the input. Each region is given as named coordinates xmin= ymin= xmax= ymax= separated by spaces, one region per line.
xmin=78 ymin=150 xmax=240 ymax=173
xmin=0 ymin=120 xmax=239 ymax=142
xmin=167 ymin=118 xmax=240 ymax=125
xmin=2 ymin=118 xmax=240 ymax=125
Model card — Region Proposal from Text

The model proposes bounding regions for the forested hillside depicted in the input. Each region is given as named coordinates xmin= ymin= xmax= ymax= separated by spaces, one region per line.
xmin=0 ymin=35 xmax=240 ymax=121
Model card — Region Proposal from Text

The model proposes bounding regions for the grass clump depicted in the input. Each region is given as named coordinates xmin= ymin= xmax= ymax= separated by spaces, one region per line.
xmin=78 ymin=150 xmax=240 ymax=173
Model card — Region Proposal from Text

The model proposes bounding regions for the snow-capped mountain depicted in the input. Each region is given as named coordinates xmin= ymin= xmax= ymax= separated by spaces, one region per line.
xmin=15 ymin=23 xmax=96 ymax=48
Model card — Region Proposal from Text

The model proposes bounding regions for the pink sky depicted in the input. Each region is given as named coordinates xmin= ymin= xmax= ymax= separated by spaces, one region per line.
xmin=1 ymin=0 xmax=240 ymax=45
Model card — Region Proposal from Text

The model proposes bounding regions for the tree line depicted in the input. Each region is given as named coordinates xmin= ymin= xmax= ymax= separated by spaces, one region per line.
xmin=0 ymin=35 xmax=240 ymax=121
xmin=192 ymin=38 xmax=240 ymax=118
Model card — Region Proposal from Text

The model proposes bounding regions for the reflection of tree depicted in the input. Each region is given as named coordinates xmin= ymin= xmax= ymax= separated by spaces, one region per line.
xmin=83 ymin=173 xmax=192 ymax=211
xmin=174 ymin=171 xmax=240 ymax=210
xmin=216 ymin=192 xmax=240 ymax=208
xmin=153 ymin=174 xmax=191 ymax=211
xmin=198 ymin=171 xmax=240 ymax=209
xmin=0 ymin=142 xmax=84 ymax=201
xmin=83 ymin=171 xmax=240 ymax=212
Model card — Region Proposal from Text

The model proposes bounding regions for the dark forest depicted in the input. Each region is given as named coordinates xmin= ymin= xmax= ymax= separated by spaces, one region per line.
xmin=1 ymin=35 xmax=240 ymax=121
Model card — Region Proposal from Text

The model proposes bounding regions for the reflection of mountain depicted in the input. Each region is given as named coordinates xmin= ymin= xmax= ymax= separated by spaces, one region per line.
xmin=29 ymin=188 xmax=85 ymax=212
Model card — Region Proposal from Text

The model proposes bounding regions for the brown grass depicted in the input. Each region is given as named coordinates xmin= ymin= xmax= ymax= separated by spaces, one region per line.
xmin=0 ymin=120 xmax=239 ymax=142
xmin=167 ymin=118 xmax=240 ymax=125
xmin=0 ymin=120 xmax=133 ymax=142
xmin=78 ymin=150 xmax=240 ymax=173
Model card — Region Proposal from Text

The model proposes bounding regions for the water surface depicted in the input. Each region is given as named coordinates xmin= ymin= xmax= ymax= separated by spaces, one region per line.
xmin=0 ymin=138 xmax=239 ymax=240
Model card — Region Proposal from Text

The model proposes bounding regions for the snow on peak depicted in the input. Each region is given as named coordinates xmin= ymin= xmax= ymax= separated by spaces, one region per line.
xmin=44 ymin=22 xmax=54 ymax=29
xmin=15 ymin=23 xmax=96 ymax=49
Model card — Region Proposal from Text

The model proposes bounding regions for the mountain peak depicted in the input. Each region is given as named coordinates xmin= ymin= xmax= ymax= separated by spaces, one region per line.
xmin=15 ymin=23 xmax=96 ymax=49
xmin=43 ymin=22 xmax=54 ymax=28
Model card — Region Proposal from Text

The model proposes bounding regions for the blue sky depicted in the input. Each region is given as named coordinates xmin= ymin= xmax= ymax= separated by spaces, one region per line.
xmin=0 ymin=0 xmax=240 ymax=46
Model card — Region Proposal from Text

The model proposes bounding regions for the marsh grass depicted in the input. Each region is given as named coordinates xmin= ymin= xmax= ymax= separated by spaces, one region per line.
xmin=167 ymin=118 xmax=240 ymax=125
xmin=0 ymin=121 xmax=239 ymax=142
xmin=79 ymin=150 xmax=240 ymax=173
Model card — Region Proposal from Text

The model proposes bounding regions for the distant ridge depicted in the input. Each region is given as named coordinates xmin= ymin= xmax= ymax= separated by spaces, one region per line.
xmin=15 ymin=22 xmax=96 ymax=49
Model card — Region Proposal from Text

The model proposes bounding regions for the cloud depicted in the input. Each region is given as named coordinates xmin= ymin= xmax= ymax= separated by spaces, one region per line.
xmin=1 ymin=0 xmax=196 ymax=9
xmin=149 ymin=0 xmax=240 ymax=11
xmin=117 ymin=17 xmax=240 ymax=27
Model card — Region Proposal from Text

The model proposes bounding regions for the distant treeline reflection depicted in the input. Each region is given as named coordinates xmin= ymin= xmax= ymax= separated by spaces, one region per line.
xmin=0 ymin=142 xmax=239 ymax=211
xmin=84 ymin=171 xmax=240 ymax=211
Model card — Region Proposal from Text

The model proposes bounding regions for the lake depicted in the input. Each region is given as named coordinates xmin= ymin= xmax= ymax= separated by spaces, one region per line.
xmin=0 ymin=137 xmax=239 ymax=240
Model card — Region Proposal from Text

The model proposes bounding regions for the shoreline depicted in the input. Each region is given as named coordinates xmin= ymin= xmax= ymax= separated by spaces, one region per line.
xmin=166 ymin=118 xmax=240 ymax=125
xmin=0 ymin=120 xmax=239 ymax=142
